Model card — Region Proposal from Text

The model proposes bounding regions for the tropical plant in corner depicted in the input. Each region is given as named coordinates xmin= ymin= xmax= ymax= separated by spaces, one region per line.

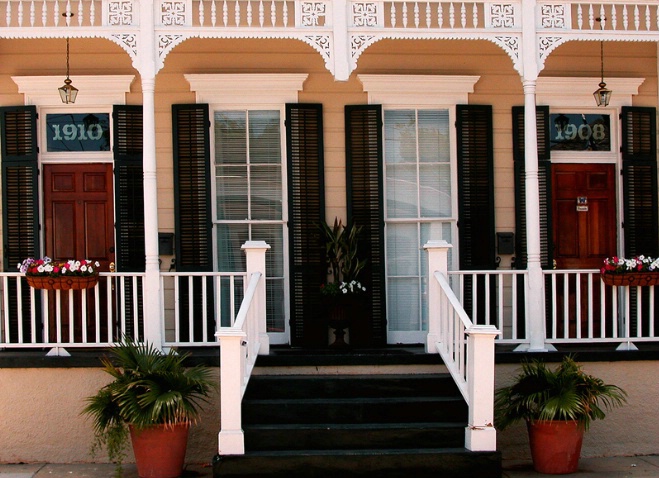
xmin=495 ymin=356 xmax=626 ymax=474
xmin=319 ymin=217 xmax=367 ymax=296
xmin=82 ymin=337 xmax=215 ymax=477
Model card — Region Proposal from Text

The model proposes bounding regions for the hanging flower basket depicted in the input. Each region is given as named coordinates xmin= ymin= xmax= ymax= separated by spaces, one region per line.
xmin=601 ymin=272 xmax=659 ymax=287
xmin=26 ymin=274 xmax=98 ymax=290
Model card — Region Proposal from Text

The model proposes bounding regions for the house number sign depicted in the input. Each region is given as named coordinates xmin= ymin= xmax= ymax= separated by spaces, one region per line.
xmin=46 ymin=113 xmax=110 ymax=152
xmin=550 ymin=113 xmax=611 ymax=152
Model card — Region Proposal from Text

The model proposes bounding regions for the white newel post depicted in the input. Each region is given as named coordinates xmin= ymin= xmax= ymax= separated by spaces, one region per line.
xmin=465 ymin=325 xmax=499 ymax=451
xmin=218 ymin=330 xmax=246 ymax=455
xmin=424 ymin=240 xmax=452 ymax=353
xmin=242 ymin=241 xmax=270 ymax=355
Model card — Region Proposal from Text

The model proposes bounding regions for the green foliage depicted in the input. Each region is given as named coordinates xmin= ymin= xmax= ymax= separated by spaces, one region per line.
xmin=495 ymin=356 xmax=627 ymax=431
xmin=82 ymin=337 xmax=215 ymax=468
xmin=320 ymin=217 xmax=367 ymax=285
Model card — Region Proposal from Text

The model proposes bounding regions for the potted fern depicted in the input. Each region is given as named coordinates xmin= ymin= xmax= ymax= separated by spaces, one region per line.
xmin=494 ymin=356 xmax=626 ymax=474
xmin=82 ymin=337 xmax=215 ymax=478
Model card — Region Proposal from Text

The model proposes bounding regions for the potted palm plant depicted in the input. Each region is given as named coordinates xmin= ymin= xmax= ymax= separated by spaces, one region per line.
xmin=82 ymin=337 xmax=215 ymax=478
xmin=494 ymin=356 xmax=627 ymax=474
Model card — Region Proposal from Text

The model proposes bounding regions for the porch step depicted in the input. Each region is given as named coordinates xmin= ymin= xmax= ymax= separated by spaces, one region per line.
xmin=213 ymin=370 xmax=501 ymax=477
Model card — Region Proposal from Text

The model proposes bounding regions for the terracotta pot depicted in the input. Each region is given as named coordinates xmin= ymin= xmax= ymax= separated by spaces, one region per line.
xmin=601 ymin=272 xmax=659 ymax=287
xmin=129 ymin=423 xmax=190 ymax=478
xmin=527 ymin=420 xmax=584 ymax=475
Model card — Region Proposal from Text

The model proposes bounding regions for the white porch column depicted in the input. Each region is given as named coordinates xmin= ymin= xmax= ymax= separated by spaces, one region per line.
xmin=465 ymin=324 xmax=499 ymax=451
xmin=520 ymin=0 xmax=547 ymax=352
xmin=522 ymin=80 xmax=548 ymax=352
xmin=139 ymin=0 xmax=162 ymax=347
xmin=242 ymin=241 xmax=271 ymax=355
xmin=424 ymin=240 xmax=452 ymax=353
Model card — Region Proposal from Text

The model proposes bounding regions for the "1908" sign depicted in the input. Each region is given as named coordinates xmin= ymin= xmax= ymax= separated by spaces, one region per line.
xmin=46 ymin=113 xmax=110 ymax=152
xmin=550 ymin=113 xmax=611 ymax=152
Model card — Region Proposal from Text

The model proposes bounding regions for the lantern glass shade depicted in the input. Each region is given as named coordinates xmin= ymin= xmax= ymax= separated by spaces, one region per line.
xmin=58 ymin=78 xmax=78 ymax=104
xmin=593 ymin=82 xmax=612 ymax=107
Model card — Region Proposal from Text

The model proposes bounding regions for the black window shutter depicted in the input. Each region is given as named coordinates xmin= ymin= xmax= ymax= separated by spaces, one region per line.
xmin=172 ymin=104 xmax=212 ymax=272
xmin=621 ymin=106 xmax=658 ymax=257
xmin=0 ymin=106 xmax=40 ymax=342
xmin=0 ymin=106 xmax=39 ymax=270
xmin=113 ymin=105 xmax=145 ymax=272
xmin=456 ymin=105 xmax=495 ymax=270
xmin=286 ymin=103 xmax=326 ymax=346
xmin=512 ymin=105 xmax=553 ymax=269
xmin=345 ymin=105 xmax=386 ymax=346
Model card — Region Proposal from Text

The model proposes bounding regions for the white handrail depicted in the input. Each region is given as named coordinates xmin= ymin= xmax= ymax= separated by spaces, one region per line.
xmin=425 ymin=240 xmax=498 ymax=452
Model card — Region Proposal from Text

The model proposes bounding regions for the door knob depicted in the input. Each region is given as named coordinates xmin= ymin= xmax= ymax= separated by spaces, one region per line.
xmin=109 ymin=262 xmax=115 ymax=272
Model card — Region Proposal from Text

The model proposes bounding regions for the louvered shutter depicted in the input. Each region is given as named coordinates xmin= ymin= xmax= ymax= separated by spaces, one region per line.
xmin=113 ymin=105 xmax=145 ymax=272
xmin=173 ymin=104 xmax=212 ymax=271
xmin=286 ymin=104 xmax=326 ymax=346
xmin=0 ymin=106 xmax=40 ymax=342
xmin=456 ymin=105 xmax=495 ymax=269
xmin=173 ymin=104 xmax=214 ymax=342
xmin=621 ymin=106 xmax=658 ymax=257
xmin=345 ymin=105 xmax=386 ymax=346
xmin=513 ymin=105 xmax=553 ymax=269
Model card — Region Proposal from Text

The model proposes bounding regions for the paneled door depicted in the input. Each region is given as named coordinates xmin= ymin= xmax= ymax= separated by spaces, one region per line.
xmin=552 ymin=163 xmax=617 ymax=337
xmin=43 ymin=164 xmax=115 ymax=341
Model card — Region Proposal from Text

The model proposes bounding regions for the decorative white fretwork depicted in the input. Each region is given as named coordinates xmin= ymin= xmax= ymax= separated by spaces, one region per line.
xmin=107 ymin=0 xmax=134 ymax=26
xmin=350 ymin=34 xmax=376 ymax=61
xmin=159 ymin=34 xmax=185 ymax=58
xmin=111 ymin=33 xmax=138 ymax=60
xmin=488 ymin=4 xmax=516 ymax=28
xmin=537 ymin=35 xmax=565 ymax=69
xmin=352 ymin=2 xmax=379 ymax=27
xmin=161 ymin=1 xmax=188 ymax=26
xmin=304 ymin=34 xmax=332 ymax=64
xmin=492 ymin=35 xmax=521 ymax=74
xmin=540 ymin=4 xmax=566 ymax=29
xmin=301 ymin=2 xmax=326 ymax=27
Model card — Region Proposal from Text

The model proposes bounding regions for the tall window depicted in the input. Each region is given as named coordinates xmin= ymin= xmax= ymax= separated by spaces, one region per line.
xmin=214 ymin=110 xmax=286 ymax=334
xmin=384 ymin=109 xmax=455 ymax=341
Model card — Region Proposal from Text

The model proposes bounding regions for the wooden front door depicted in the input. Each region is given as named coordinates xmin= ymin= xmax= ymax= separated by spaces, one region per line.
xmin=551 ymin=163 xmax=617 ymax=337
xmin=43 ymin=163 xmax=115 ymax=341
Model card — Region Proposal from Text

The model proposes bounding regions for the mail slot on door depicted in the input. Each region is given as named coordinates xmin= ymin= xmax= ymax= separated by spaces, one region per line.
xmin=576 ymin=196 xmax=588 ymax=212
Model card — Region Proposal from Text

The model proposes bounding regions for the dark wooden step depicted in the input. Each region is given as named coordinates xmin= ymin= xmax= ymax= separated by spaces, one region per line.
xmin=242 ymin=395 xmax=467 ymax=425
xmin=244 ymin=373 xmax=460 ymax=399
xmin=244 ymin=422 xmax=465 ymax=451
xmin=213 ymin=448 xmax=502 ymax=478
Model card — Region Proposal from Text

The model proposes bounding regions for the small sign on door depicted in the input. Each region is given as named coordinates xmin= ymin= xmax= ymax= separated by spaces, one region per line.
xmin=576 ymin=196 xmax=588 ymax=212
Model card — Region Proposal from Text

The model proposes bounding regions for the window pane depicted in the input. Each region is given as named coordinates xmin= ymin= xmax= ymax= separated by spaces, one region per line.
xmin=249 ymin=111 xmax=281 ymax=164
xmin=418 ymin=110 xmax=450 ymax=163
xmin=386 ymin=164 xmax=417 ymax=218
xmin=388 ymin=278 xmax=420 ymax=331
xmin=217 ymin=224 xmax=248 ymax=272
xmin=216 ymin=165 xmax=248 ymax=220
xmin=385 ymin=110 xmax=417 ymax=164
xmin=420 ymin=163 xmax=451 ymax=217
xmin=251 ymin=224 xmax=284 ymax=278
xmin=251 ymin=165 xmax=282 ymax=220
xmin=215 ymin=112 xmax=247 ymax=165
xmin=386 ymin=223 xmax=419 ymax=276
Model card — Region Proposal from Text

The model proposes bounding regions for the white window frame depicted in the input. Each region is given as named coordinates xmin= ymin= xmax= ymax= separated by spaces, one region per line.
xmin=358 ymin=74 xmax=480 ymax=344
xmin=185 ymin=74 xmax=307 ymax=345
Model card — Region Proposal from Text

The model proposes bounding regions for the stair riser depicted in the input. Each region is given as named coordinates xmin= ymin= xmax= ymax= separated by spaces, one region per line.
xmin=245 ymin=375 xmax=460 ymax=400
xmin=214 ymin=451 xmax=502 ymax=478
xmin=242 ymin=399 xmax=467 ymax=425
xmin=244 ymin=426 xmax=465 ymax=451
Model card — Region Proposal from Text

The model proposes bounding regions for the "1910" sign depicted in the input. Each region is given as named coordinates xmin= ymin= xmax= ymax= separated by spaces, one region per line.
xmin=46 ymin=113 xmax=110 ymax=152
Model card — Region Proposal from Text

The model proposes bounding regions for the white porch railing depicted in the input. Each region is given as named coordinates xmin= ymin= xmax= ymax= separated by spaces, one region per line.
xmin=448 ymin=268 xmax=659 ymax=350
xmin=425 ymin=240 xmax=499 ymax=452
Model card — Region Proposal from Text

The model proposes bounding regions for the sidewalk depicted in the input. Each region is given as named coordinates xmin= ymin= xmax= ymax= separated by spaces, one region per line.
xmin=1 ymin=456 xmax=658 ymax=477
